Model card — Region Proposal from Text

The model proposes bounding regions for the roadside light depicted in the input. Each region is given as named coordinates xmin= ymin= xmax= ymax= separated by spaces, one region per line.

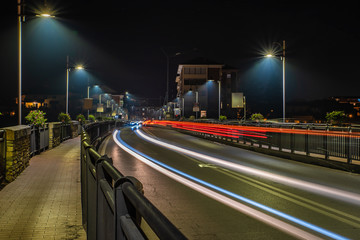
xmin=265 ymin=54 xmax=273 ymax=58
xmin=36 ymin=13 xmax=55 ymax=18
xmin=75 ymin=65 xmax=84 ymax=70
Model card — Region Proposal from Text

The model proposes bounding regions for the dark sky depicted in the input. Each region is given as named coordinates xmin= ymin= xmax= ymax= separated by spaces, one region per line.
xmin=1 ymin=0 xmax=360 ymax=109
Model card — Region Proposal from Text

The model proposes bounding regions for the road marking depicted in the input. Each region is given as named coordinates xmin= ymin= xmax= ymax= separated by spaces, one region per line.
xmin=136 ymin=129 xmax=360 ymax=206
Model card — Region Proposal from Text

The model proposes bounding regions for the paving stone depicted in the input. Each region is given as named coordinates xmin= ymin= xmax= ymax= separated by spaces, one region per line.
xmin=0 ymin=137 xmax=86 ymax=239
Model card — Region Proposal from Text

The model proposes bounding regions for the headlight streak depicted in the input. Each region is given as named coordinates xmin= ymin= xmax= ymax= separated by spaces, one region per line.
xmin=113 ymin=130 xmax=348 ymax=240
xmin=136 ymin=129 xmax=360 ymax=206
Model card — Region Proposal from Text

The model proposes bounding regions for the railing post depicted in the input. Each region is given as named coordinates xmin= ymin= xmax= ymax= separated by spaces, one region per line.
xmin=323 ymin=125 xmax=329 ymax=160
xmin=278 ymin=128 xmax=282 ymax=151
xmin=346 ymin=126 xmax=352 ymax=164
xmin=305 ymin=125 xmax=309 ymax=156
xmin=290 ymin=126 xmax=295 ymax=154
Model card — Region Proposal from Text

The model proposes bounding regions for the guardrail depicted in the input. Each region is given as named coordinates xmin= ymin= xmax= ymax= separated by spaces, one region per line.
xmin=146 ymin=121 xmax=360 ymax=165
xmin=81 ymin=121 xmax=186 ymax=240
xmin=0 ymin=130 xmax=5 ymax=182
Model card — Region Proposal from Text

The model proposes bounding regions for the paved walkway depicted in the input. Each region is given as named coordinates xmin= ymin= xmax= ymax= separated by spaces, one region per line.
xmin=0 ymin=137 xmax=86 ymax=240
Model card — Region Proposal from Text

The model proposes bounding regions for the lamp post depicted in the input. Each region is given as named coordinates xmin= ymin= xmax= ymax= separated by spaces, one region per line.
xmin=17 ymin=0 xmax=54 ymax=125
xmin=266 ymin=40 xmax=286 ymax=122
xmin=17 ymin=0 xmax=23 ymax=125
xmin=218 ymin=80 xmax=221 ymax=120
xmin=66 ymin=55 xmax=84 ymax=114
xmin=195 ymin=90 xmax=198 ymax=119
xmin=161 ymin=48 xmax=182 ymax=105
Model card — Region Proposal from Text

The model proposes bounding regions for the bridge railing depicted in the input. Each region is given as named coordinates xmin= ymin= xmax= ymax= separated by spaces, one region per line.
xmin=81 ymin=121 xmax=186 ymax=240
xmin=147 ymin=120 xmax=360 ymax=165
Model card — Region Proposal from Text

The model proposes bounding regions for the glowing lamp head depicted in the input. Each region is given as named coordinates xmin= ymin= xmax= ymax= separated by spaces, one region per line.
xmin=265 ymin=54 xmax=273 ymax=58
xmin=75 ymin=65 xmax=84 ymax=70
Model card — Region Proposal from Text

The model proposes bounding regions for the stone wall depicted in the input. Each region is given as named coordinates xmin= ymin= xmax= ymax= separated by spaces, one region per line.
xmin=70 ymin=121 xmax=80 ymax=139
xmin=2 ymin=125 xmax=31 ymax=182
xmin=48 ymin=122 xmax=61 ymax=149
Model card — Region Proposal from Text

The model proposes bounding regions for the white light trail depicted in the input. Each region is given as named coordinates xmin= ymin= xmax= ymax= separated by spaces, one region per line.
xmin=113 ymin=130 xmax=325 ymax=240
xmin=136 ymin=129 xmax=360 ymax=206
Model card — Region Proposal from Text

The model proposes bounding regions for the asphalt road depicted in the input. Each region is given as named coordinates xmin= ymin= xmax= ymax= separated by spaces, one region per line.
xmin=99 ymin=126 xmax=360 ymax=240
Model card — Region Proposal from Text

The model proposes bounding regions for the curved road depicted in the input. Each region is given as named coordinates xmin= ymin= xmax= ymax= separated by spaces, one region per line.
xmin=99 ymin=126 xmax=360 ymax=240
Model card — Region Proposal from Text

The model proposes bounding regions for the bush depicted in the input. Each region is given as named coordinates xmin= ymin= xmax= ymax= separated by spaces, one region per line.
xmin=58 ymin=112 xmax=71 ymax=124
xmin=219 ymin=115 xmax=227 ymax=121
xmin=326 ymin=111 xmax=346 ymax=123
xmin=250 ymin=113 xmax=264 ymax=121
xmin=76 ymin=114 xmax=86 ymax=123
xmin=88 ymin=114 xmax=96 ymax=122
xmin=25 ymin=110 xmax=47 ymax=127
xmin=189 ymin=115 xmax=195 ymax=120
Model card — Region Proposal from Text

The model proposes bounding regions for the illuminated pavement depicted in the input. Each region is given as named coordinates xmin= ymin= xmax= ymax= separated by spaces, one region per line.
xmin=0 ymin=137 xmax=85 ymax=240
xmin=99 ymin=126 xmax=360 ymax=240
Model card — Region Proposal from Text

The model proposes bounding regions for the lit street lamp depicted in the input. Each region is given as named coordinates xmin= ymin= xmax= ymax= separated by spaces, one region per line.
xmin=17 ymin=0 xmax=54 ymax=125
xmin=266 ymin=40 xmax=286 ymax=122
xmin=66 ymin=55 xmax=84 ymax=114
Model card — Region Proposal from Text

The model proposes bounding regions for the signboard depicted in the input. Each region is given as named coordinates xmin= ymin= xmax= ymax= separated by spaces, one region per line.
xmin=83 ymin=98 xmax=93 ymax=110
xmin=200 ymin=110 xmax=207 ymax=118
xmin=232 ymin=92 xmax=244 ymax=108
xmin=174 ymin=108 xmax=181 ymax=116
xmin=193 ymin=103 xmax=200 ymax=112
xmin=97 ymin=103 xmax=104 ymax=113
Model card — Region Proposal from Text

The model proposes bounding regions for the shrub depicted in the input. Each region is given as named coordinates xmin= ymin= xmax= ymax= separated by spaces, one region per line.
xmin=189 ymin=115 xmax=195 ymax=120
xmin=76 ymin=114 xmax=86 ymax=123
xmin=326 ymin=111 xmax=346 ymax=123
xmin=58 ymin=112 xmax=71 ymax=124
xmin=219 ymin=115 xmax=227 ymax=121
xmin=250 ymin=113 xmax=264 ymax=121
xmin=88 ymin=114 xmax=96 ymax=122
xmin=25 ymin=110 xmax=47 ymax=127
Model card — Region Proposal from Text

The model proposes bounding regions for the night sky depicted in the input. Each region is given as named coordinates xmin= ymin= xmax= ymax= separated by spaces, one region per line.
xmin=1 ymin=0 xmax=359 ymax=112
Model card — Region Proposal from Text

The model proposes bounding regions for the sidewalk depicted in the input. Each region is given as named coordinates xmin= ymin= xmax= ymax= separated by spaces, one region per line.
xmin=0 ymin=136 xmax=86 ymax=240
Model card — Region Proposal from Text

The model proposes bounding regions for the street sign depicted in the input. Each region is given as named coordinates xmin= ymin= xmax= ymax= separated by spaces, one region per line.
xmin=83 ymin=98 xmax=93 ymax=110
xmin=193 ymin=103 xmax=200 ymax=112
xmin=232 ymin=92 xmax=244 ymax=108
xmin=97 ymin=103 xmax=104 ymax=113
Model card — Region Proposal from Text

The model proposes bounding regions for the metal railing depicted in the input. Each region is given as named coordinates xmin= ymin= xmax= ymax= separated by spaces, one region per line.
xmin=81 ymin=121 xmax=186 ymax=240
xmin=0 ymin=130 xmax=5 ymax=182
xmin=149 ymin=121 xmax=360 ymax=165
xmin=60 ymin=123 xmax=71 ymax=142
xmin=30 ymin=125 xmax=49 ymax=156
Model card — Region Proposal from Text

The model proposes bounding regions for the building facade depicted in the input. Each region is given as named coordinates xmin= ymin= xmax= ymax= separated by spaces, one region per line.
xmin=175 ymin=58 xmax=239 ymax=119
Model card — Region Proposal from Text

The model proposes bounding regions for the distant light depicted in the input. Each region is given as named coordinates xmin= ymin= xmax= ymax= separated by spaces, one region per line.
xmin=265 ymin=54 xmax=273 ymax=58
xmin=75 ymin=65 xmax=84 ymax=70
xmin=36 ymin=13 xmax=55 ymax=18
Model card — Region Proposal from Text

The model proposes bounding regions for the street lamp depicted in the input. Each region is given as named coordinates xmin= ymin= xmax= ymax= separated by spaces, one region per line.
xmin=66 ymin=55 xmax=84 ymax=114
xmin=266 ymin=40 xmax=286 ymax=122
xmin=17 ymin=0 xmax=55 ymax=125
xmin=161 ymin=48 xmax=182 ymax=105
